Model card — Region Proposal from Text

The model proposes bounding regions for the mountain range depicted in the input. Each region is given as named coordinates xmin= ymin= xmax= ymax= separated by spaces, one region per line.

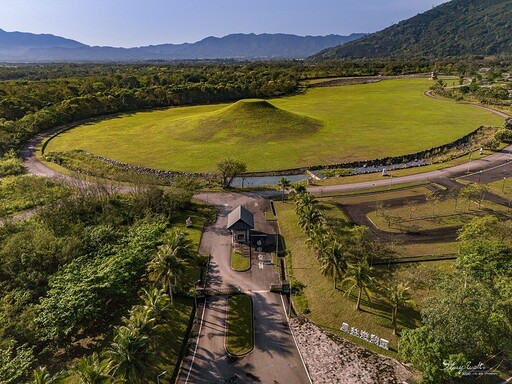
xmin=0 ymin=30 xmax=364 ymax=62
xmin=312 ymin=0 xmax=512 ymax=59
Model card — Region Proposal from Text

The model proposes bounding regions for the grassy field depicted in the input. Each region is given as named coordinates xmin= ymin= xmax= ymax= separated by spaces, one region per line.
xmin=226 ymin=294 xmax=253 ymax=356
xmin=275 ymin=201 xmax=422 ymax=355
xmin=367 ymin=197 xmax=512 ymax=233
xmin=45 ymin=78 xmax=503 ymax=172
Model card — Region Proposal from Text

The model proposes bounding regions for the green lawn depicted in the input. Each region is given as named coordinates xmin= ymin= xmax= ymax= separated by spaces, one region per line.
xmin=368 ymin=197 xmax=512 ymax=233
xmin=231 ymin=248 xmax=251 ymax=271
xmin=45 ymin=78 xmax=503 ymax=172
xmin=226 ymin=294 xmax=253 ymax=356
xmin=275 ymin=201 xmax=416 ymax=354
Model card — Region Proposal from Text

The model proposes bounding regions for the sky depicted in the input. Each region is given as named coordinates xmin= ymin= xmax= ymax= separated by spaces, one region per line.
xmin=0 ymin=0 xmax=450 ymax=48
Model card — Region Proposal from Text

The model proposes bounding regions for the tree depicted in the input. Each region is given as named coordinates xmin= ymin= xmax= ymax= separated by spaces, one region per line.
xmin=382 ymin=282 xmax=414 ymax=335
xmin=458 ymin=183 xmax=488 ymax=210
xmin=32 ymin=367 xmax=63 ymax=384
xmin=297 ymin=204 xmax=323 ymax=235
xmin=0 ymin=340 xmax=35 ymax=384
xmin=147 ymin=229 xmax=193 ymax=304
xmin=278 ymin=177 xmax=291 ymax=202
xmin=106 ymin=325 xmax=155 ymax=384
xmin=217 ymin=158 xmax=247 ymax=188
xmin=72 ymin=353 xmax=114 ymax=384
xmin=294 ymin=191 xmax=318 ymax=214
xmin=141 ymin=287 xmax=172 ymax=325
xmin=340 ymin=259 xmax=374 ymax=311
xmin=319 ymin=241 xmax=347 ymax=289
xmin=399 ymin=327 xmax=449 ymax=384
xmin=306 ymin=223 xmax=331 ymax=256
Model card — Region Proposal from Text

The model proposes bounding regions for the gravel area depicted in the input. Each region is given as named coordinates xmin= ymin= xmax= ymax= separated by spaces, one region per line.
xmin=290 ymin=317 xmax=419 ymax=384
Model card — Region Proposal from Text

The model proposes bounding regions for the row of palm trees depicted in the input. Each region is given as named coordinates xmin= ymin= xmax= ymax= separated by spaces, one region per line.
xmin=32 ymin=228 xmax=196 ymax=383
xmin=293 ymin=188 xmax=413 ymax=335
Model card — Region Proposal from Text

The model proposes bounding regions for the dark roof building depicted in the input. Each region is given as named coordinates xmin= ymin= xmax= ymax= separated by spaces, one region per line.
xmin=227 ymin=205 xmax=254 ymax=243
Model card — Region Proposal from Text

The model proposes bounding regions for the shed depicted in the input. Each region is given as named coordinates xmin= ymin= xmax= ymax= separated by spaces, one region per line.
xmin=227 ymin=205 xmax=254 ymax=243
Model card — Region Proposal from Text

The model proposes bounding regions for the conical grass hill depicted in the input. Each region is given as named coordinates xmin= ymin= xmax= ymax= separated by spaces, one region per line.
xmin=176 ymin=99 xmax=323 ymax=143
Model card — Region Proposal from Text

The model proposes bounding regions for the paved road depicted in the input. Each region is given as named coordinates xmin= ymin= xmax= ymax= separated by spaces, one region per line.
xmin=177 ymin=192 xmax=311 ymax=384
xmin=305 ymin=145 xmax=512 ymax=196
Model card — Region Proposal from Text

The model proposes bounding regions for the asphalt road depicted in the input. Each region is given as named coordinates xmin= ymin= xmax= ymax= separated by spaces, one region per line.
xmin=306 ymin=145 xmax=512 ymax=196
xmin=177 ymin=192 xmax=311 ymax=384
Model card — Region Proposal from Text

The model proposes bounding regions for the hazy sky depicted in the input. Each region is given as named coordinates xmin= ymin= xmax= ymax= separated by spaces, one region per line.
xmin=0 ymin=0 xmax=449 ymax=47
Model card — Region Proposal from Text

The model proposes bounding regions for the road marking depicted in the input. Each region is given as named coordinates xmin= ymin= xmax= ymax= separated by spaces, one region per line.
xmin=279 ymin=294 xmax=313 ymax=384
xmin=258 ymin=254 xmax=264 ymax=260
xmin=258 ymin=262 xmax=264 ymax=269
xmin=252 ymin=290 xmax=270 ymax=293
xmin=184 ymin=297 xmax=207 ymax=384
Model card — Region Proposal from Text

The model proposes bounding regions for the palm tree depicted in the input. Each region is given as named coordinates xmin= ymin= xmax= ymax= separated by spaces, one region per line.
xmin=278 ymin=177 xmax=292 ymax=201
xmin=297 ymin=204 xmax=323 ymax=235
xmin=72 ymin=353 xmax=114 ymax=384
xmin=141 ymin=287 xmax=172 ymax=325
xmin=148 ymin=247 xmax=185 ymax=304
xmin=148 ymin=229 xmax=193 ymax=304
xmin=106 ymin=325 xmax=155 ymax=384
xmin=32 ymin=367 xmax=62 ymax=384
xmin=319 ymin=241 xmax=347 ymax=289
xmin=382 ymin=282 xmax=414 ymax=335
xmin=341 ymin=260 xmax=374 ymax=311
xmin=306 ymin=223 xmax=330 ymax=256
xmin=294 ymin=192 xmax=318 ymax=214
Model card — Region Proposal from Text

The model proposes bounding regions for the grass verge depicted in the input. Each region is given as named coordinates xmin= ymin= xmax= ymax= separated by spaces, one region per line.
xmin=275 ymin=201 xmax=417 ymax=356
xmin=231 ymin=248 xmax=251 ymax=271
xmin=226 ymin=294 xmax=253 ymax=356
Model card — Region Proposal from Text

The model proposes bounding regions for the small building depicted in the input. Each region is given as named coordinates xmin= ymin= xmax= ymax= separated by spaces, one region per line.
xmin=227 ymin=205 xmax=254 ymax=243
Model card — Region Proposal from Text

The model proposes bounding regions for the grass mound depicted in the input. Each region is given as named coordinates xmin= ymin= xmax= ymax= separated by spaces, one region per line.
xmin=178 ymin=99 xmax=323 ymax=142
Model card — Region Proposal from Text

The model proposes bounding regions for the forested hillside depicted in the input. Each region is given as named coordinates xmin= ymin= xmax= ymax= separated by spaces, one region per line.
xmin=313 ymin=0 xmax=512 ymax=59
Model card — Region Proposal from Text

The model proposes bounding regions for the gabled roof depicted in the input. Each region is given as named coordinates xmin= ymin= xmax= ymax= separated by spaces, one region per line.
xmin=227 ymin=205 xmax=254 ymax=231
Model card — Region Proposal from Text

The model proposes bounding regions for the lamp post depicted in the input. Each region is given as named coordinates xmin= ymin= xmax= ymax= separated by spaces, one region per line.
xmin=157 ymin=370 xmax=167 ymax=384
xmin=502 ymin=177 xmax=507 ymax=192
xmin=478 ymin=170 xmax=483 ymax=184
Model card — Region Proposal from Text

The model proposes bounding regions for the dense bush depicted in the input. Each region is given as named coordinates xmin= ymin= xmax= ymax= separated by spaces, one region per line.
xmin=0 ymin=150 xmax=25 ymax=177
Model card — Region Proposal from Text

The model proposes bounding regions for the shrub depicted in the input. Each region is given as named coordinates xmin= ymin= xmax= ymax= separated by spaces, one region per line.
xmin=0 ymin=150 xmax=25 ymax=177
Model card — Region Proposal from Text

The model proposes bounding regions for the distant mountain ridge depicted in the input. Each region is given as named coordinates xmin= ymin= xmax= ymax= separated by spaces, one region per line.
xmin=312 ymin=0 xmax=512 ymax=59
xmin=0 ymin=29 xmax=364 ymax=62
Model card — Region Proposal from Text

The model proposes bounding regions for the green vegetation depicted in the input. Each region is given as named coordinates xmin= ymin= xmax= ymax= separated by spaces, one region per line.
xmin=0 ymin=150 xmax=25 ymax=177
xmin=275 ymin=200 xmax=410 ymax=353
xmin=368 ymin=194 xmax=512 ymax=233
xmin=0 ymin=175 xmax=71 ymax=217
xmin=45 ymin=78 xmax=502 ymax=172
xmin=231 ymin=248 xmax=250 ymax=272
xmin=314 ymin=0 xmax=512 ymax=59
xmin=226 ymin=294 xmax=253 ymax=356
xmin=278 ymin=186 xmax=512 ymax=382
xmin=399 ymin=217 xmax=512 ymax=383
xmin=0 ymin=181 xmax=207 ymax=382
